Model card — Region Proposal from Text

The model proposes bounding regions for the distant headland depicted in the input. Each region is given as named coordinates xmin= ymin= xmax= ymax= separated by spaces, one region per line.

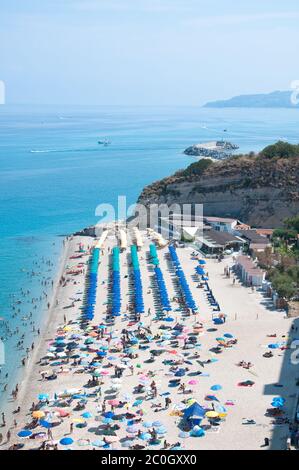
xmin=204 ymin=90 xmax=299 ymax=108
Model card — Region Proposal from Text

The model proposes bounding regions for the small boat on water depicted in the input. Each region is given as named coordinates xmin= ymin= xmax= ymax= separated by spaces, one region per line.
xmin=98 ymin=138 xmax=111 ymax=146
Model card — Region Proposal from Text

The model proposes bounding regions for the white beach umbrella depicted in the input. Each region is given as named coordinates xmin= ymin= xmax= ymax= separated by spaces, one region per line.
xmin=111 ymin=378 xmax=122 ymax=384
xmin=46 ymin=352 xmax=56 ymax=358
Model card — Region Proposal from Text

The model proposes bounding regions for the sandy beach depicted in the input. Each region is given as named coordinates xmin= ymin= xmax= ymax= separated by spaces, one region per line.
xmin=1 ymin=229 xmax=298 ymax=451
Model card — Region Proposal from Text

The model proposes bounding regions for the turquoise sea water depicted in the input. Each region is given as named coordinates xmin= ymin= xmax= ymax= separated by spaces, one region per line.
xmin=0 ymin=105 xmax=298 ymax=408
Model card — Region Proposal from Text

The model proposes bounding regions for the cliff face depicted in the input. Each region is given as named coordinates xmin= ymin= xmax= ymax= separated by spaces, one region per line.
xmin=137 ymin=155 xmax=299 ymax=228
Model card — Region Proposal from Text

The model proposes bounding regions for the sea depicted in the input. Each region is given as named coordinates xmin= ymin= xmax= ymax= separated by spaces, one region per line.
xmin=0 ymin=104 xmax=298 ymax=410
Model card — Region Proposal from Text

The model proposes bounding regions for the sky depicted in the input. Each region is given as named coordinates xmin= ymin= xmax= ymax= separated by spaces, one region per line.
xmin=1 ymin=0 xmax=299 ymax=105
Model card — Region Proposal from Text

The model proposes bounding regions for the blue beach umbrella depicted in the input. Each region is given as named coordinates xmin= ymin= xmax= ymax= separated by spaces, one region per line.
xmin=39 ymin=420 xmax=54 ymax=429
xmin=60 ymin=437 xmax=74 ymax=446
xmin=133 ymin=399 xmax=143 ymax=407
xmin=96 ymin=351 xmax=107 ymax=357
xmin=126 ymin=425 xmax=139 ymax=434
xmin=215 ymin=404 xmax=227 ymax=413
xmin=205 ymin=395 xmax=219 ymax=402
xmin=103 ymin=411 xmax=114 ymax=419
xmin=156 ymin=427 xmax=167 ymax=435
xmin=143 ymin=421 xmax=153 ymax=428
xmin=152 ymin=420 xmax=162 ymax=428
xmin=121 ymin=440 xmax=133 ymax=448
xmin=140 ymin=432 xmax=151 ymax=441
xmin=211 ymin=384 xmax=222 ymax=391
xmin=179 ymin=431 xmax=190 ymax=438
xmin=191 ymin=426 xmax=205 ymax=437
xmin=38 ymin=393 xmax=49 ymax=401
xmin=92 ymin=440 xmax=106 ymax=447
xmin=107 ymin=356 xmax=117 ymax=361
xmin=18 ymin=430 xmax=32 ymax=438
xmin=102 ymin=417 xmax=113 ymax=424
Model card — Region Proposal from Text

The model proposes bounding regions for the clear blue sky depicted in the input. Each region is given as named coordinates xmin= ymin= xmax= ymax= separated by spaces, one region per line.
xmin=1 ymin=0 xmax=299 ymax=105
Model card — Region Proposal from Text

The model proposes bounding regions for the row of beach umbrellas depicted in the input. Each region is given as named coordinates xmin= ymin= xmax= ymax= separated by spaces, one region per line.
xmin=169 ymin=246 xmax=197 ymax=311
xmin=81 ymin=248 xmax=100 ymax=322
xmin=130 ymin=245 xmax=144 ymax=314
xmin=149 ymin=244 xmax=172 ymax=311
xmin=111 ymin=247 xmax=121 ymax=316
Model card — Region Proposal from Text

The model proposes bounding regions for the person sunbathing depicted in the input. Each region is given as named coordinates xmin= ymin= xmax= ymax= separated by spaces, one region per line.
xmin=171 ymin=442 xmax=181 ymax=449
xmin=263 ymin=351 xmax=273 ymax=358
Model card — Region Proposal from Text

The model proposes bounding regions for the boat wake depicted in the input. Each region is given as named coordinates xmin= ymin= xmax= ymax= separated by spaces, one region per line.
xmin=30 ymin=147 xmax=103 ymax=154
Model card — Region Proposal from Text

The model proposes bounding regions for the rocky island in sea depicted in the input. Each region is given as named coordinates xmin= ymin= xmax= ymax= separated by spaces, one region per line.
xmin=183 ymin=141 xmax=239 ymax=160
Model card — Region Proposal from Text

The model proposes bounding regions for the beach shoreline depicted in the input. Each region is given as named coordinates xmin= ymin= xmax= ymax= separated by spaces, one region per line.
xmin=0 ymin=228 xmax=298 ymax=450
xmin=0 ymin=237 xmax=71 ymax=429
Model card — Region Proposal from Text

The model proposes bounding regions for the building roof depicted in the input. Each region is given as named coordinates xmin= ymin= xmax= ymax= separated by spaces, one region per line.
xmin=255 ymin=229 xmax=274 ymax=236
xmin=235 ymin=223 xmax=251 ymax=230
xmin=240 ymin=229 xmax=270 ymax=245
xmin=250 ymin=243 xmax=270 ymax=251
xmin=204 ymin=216 xmax=238 ymax=224
xmin=236 ymin=255 xmax=265 ymax=276
xmin=161 ymin=215 xmax=204 ymax=228
xmin=201 ymin=229 xmax=245 ymax=248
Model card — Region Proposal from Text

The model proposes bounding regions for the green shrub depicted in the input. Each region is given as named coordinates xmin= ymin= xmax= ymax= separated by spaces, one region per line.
xmin=181 ymin=158 xmax=214 ymax=177
xmin=284 ymin=215 xmax=299 ymax=233
xmin=260 ymin=141 xmax=299 ymax=159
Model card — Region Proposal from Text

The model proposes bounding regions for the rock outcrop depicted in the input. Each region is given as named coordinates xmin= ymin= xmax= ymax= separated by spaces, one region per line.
xmin=183 ymin=141 xmax=239 ymax=159
xmin=137 ymin=150 xmax=299 ymax=228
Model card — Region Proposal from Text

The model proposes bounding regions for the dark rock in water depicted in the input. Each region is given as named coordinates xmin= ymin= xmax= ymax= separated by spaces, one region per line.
xmin=73 ymin=226 xmax=96 ymax=237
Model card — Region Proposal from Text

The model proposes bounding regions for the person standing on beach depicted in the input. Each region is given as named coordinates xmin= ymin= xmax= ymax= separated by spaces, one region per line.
xmin=165 ymin=397 xmax=171 ymax=409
